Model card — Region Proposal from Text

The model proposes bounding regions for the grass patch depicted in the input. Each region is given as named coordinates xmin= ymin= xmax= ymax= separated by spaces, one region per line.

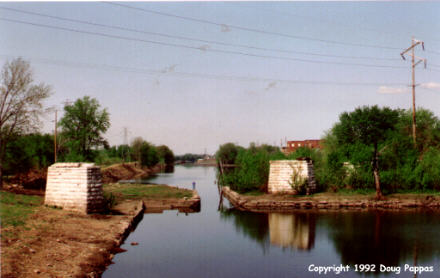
xmin=103 ymin=183 xmax=193 ymax=201
xmin=242 ymin=190 xmax=264 ymax=196
xmin=335 ymin=188 xmax=376 ymax=195
xmin=0 ymin=191 xmax=43 ymax=228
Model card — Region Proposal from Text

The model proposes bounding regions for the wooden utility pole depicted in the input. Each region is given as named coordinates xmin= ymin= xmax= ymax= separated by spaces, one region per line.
xmin=54 ymin=110 xmax=57 ymax=162
xmin=400 ymin=37 xmax=426 ymax=147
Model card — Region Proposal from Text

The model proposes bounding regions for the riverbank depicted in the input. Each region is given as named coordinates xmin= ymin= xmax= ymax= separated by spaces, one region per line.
xmin=222 ymin=186 xmax=440 ymax=212
xmin=104 ymin=183 xmax=201 ymax=212
xmin=1 ymin=184 xmax=200 ymax=277
xmin=101 ymin=162 xmax=164 ymax=183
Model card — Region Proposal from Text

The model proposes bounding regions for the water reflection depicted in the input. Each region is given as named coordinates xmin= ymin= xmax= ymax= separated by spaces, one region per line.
xmin=325 ymin=211 xmax=440 ymax=267
xmin=221 ymin=208 xmax=440 ymax=267
xmin=269 ymin=213 xmax=315 ymax=250
xmin=220 ymin=209 xmax=270 ymax=250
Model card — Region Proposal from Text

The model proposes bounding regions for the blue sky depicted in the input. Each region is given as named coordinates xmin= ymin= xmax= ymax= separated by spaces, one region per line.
xmin=1 ymin=2 xmax=439 ymax=154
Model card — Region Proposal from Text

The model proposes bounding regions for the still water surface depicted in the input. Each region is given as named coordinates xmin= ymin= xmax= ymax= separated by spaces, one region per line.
xmin=103 ymin=166 xmax=440 ymax=278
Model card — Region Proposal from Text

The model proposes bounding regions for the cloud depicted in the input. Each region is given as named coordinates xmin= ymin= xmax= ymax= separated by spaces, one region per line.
xmin=421 ymin=82 xmax=440 ymax=90
xmin=377 ymin=86 xmax=409 ymax=94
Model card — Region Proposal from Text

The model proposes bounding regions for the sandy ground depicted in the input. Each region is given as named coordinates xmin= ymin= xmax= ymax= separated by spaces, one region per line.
xmin=1 ymin=200 xmax=143 ymax=278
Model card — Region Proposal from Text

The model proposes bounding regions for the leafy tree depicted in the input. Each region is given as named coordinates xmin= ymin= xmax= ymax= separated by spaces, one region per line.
xmin=4 ymin=133 xmax=54 ymax=175
xmin=59 ymin=96 xmax=110 ymax=161
xmin=216 ymin=143 xmax=243 ymax=165
xmin=140 ymin=141 xmax=159 ymax=167
xmin=0 ymin=58 xmax=51 ymax=187
xmin=130 ymin=136 xmax=144 ymax=163
xmin=331 ymin=105 xmax=399 ymax=199
xmin=175 ymin=153 xmax=204 ymax=163
xmin=157 ymin=145 xmax=174 ymax=165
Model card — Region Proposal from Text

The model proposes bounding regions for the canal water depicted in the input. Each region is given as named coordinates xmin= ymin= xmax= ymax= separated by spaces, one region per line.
xmin=103 ymin=165 xmax=440 ymax=278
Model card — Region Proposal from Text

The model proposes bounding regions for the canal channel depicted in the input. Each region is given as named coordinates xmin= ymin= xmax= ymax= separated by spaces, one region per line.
xmin=103 ymin=165 xmax=440 ymax=277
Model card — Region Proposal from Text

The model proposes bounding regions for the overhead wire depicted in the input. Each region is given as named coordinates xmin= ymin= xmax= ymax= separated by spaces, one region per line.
xmin=103 ymin=2 xmax=404 ymax=51
xmin=0 ymin=6 xmax=402 ymax=62
xmin=0 ymin=54 xmax=410 ymax=87
xmin=0 ymin=17 xmax=408 ymax=69
xmin=104 ymin=2 xmax=440 ymax=57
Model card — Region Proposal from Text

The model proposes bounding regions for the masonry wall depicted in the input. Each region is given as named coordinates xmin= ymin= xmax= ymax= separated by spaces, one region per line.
xmin=44 ymin=163 xmax=105 ymax=214
xmin=268 ymin=160 xmax=309 ymax=194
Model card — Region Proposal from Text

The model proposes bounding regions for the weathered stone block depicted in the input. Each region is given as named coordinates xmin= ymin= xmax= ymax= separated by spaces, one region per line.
xmin=44 ymin=162 xmax=105 ymax=214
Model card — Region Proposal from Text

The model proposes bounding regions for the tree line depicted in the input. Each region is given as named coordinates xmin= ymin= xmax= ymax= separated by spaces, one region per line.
xmin=0 ymin=58 xmax=174 ymax=187
xmin=217 ymin=106 xmax=440 ymax=198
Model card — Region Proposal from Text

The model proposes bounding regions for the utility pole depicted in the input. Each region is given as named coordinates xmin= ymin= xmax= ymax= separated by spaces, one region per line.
xmin=400 ymin=37 xmax=426 ymax=147
xmin=54 ymin=110 xmax=57 ymax=162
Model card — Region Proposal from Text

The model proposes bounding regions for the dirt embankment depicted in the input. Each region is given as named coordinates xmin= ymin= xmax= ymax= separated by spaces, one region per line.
xmin=101 ymin=163 xmax=164 ymax=183
xmin=6 ymin=163 xmax=162 ymax=189
xmin=101 ymin=163 xmax=145 ymax=183
xmin=222 ymin=186 xmax=440 ymax=212
xmin=1 ymin=200 xmax=144 ymax=278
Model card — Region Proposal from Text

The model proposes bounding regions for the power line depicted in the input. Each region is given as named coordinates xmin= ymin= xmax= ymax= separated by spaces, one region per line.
xmin=103 ymin=2 xmax=404 ymax=51
xmin=0 ymin=54 xmax=409 ymax=87
xmin=0 ymin=17 xmax=408 ymax=69
xmin=0 ymin=6 xmax=402 ymax=62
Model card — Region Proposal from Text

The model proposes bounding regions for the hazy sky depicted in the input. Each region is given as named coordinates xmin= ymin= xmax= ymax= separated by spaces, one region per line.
xmin=1 ymin=2 xmax=439 ymax=155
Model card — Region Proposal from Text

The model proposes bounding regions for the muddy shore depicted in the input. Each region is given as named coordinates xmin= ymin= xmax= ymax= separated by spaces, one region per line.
xmin=222 ymin=186 xmax=440 ymax=212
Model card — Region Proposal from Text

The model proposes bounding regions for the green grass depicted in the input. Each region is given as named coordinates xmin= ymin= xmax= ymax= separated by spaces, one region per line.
xmin=335 ymin=188 xmax=376 ymax=195
xmin=242 ymin=190 xmax=264 ymax=196
xmin=0 ymin=191 xmax=43 ymax=228
xmin=103 ymin=184 xmax=193 ymax=201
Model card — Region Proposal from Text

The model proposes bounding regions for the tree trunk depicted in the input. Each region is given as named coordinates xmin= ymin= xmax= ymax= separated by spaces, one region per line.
xmin=373 ymin=144 xmax=382 ymax=200
xmin=0 ymin=162 xmax=3 ymax=189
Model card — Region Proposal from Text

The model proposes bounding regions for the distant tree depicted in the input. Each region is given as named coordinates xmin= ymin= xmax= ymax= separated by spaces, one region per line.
xmin=140 ymin=141 xmax=159 ymax=167
xmin=0 ymin=58 xmax=51 ymax=187
xmin=216 ymin=143 xmax=243 ymax=165
xmin=157 ymin=145 xmax=174 ymax=165
xmin=130 ymin=137 xmax=144 ymax=163
xmin=332 ymin=105 xmax=399 ymax=199
xmin=59 ymin=96 xmax=109 ymax=161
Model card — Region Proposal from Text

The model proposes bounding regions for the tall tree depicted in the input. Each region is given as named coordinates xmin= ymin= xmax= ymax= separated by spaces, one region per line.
xmin=332 ymin=105 xmax=399 ymax=199
xmin=157 ymin=145 xmax=174 ymax=165
xmin=0 ymin=58 xmax=51 ymax=187
xmin=59 ymin=96 xmax=110 ymax=161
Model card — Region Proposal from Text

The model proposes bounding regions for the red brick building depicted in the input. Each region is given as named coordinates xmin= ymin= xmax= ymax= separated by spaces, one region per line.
xmin=282 ymin=139 xmax=322 ymax=154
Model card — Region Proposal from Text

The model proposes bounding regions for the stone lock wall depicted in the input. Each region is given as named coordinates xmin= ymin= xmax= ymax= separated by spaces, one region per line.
xmin=44 ymin=163 xmax=105 ymax=214
xmin=268 ymin=160 xmax=315 ymax=194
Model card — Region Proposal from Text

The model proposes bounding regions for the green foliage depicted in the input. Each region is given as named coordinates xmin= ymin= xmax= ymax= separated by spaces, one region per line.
xmin=140 ymin=142 xmax=159 ymax=167
xmin=288 ymin=163 xmax=308 ymax=194
xmin=216 ymin=143 xmax=243 ymax=165
xmin=218 ymin=143 xmax=284 ymax=193
xmin=175 ymin=153 xmax=204 ymax=163
xmin=102 ymin=191 xmax=117 ymax=212
xmin=321 ymin=106 xmax=440 ymax=193
xmin=157 ymin=145 xmax=174 ymax=165
xmin=4 ymin=133 xmax=54 ymax=175
xmin=59 ymin=96 xmax=110 ymax=161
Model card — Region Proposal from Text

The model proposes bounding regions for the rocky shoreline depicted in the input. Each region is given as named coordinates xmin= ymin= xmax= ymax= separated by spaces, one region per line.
xmin=222 ymin=186 xmax=440 ymax=212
